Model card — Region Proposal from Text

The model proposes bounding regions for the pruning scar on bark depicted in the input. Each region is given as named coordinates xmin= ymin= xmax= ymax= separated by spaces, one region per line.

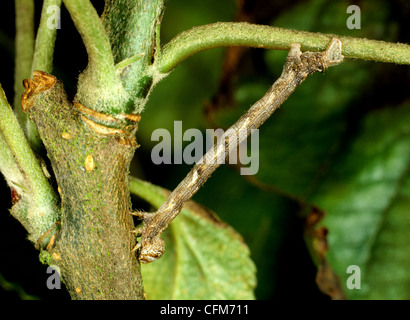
xmin=21 ymin=71 xmax=57 ymax=111
xmin=132 ymin=38 xmax=344 ymax=264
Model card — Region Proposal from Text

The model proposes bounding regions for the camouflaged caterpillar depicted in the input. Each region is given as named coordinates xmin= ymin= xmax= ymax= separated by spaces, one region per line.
xmin=132 ymin=38 xmax=344 ymax=264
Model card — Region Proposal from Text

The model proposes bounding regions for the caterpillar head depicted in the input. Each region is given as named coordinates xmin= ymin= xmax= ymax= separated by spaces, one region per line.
xmin=138 ymin=236 xmax=165 ymax=264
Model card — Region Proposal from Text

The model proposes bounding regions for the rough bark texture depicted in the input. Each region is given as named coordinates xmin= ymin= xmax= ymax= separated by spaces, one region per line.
xmin=22 ymin=71 xmax=144 ymax=299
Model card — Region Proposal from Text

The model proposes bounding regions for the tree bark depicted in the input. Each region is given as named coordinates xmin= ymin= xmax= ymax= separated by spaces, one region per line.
xmin=22 ymin=71 xmax=144 ymax=299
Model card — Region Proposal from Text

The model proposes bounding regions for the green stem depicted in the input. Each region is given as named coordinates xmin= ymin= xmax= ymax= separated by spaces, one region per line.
xmin=0 ymin=103 xmax=44 ymax=197
xmin=0 ymin=85 xmax=53 ymax=198
xmin=62 ymin=0 xmax=114 ymax=79
xmin=25 ymin=0 xmax=63 ymax=152
xmin=32 ymin=0 xmax=62 ymax=73
xmin=102 ymin=0 xmax=165 ymax=112
xmin=0 ymin=84 xmax=58 ymax=245
xmin=157 ymin=22 xmax=410 ymax=73
xmin=62 ymin=0 xmax=127 ymax=114
xmin=0 ymin=131 xmax=25 ymax=193
xmin=14 ymin=0 xmax=34 ymax=127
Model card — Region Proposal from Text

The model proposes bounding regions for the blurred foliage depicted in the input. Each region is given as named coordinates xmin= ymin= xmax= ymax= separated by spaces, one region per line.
xmin=311 ymin=102 xmax=410 ymax=299
xmin=130 ymin=177 xmax=256 ymax=299
xmin=0 ymin=0 xmax=409 ymax=300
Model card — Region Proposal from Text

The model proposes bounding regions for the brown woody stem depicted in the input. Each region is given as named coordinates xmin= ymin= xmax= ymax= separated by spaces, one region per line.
xmin=22 ymin=71 xmax=144 ymax=299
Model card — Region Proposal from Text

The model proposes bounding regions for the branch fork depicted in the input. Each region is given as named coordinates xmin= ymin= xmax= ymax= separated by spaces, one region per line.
xmin=132 ymin=38 xmax=344 ymax=264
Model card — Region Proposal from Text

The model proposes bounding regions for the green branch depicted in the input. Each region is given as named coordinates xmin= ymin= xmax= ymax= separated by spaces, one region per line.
xmin=21 ymin=0 xmax=62 ymax=152
xmin=0 ymin=85 xmax=59 ymax=246
xmin=32 ymin=0 xmax=62 ymax=73
xmin=157 ymin=22 xmax=410 ymax=73
xmin=0 ymin=131 xmax=25 ymax=194
xmin=102 ymin=0 xmax=165 ymax=112
xmin=13 ymin=0 xmax=34 ymax=127
xmin=62 ymin=0 xmax=128 ymax=114
xmin=62 ymin=0 xmax=114 ymax=77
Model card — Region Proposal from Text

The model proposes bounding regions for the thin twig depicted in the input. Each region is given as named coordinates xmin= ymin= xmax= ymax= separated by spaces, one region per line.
xmin=133 ymin=38 xmax=344 ymax=263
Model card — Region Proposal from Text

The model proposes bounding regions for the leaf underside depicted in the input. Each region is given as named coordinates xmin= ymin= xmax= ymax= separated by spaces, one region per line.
xmin=310 ymin=102 xmax=410 ymax=299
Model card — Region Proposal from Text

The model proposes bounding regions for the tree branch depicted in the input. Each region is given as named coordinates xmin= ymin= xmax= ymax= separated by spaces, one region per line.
xmin=157 ymin=22 xmax=410 ymax=73
xmin=21 ymin=71 xmax=143 ymax=299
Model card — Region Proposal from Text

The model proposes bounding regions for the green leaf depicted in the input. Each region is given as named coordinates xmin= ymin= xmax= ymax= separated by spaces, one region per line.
xmin=310 ymin=102 xmax=410 ymax=299
xmin=129 ymin=177 xmax=256 ymax=300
